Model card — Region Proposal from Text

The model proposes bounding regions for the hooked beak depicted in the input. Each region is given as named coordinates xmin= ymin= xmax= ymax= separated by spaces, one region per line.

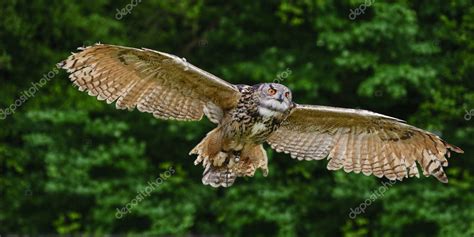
xmin=277 ymin=94 xmax=284 ymax=103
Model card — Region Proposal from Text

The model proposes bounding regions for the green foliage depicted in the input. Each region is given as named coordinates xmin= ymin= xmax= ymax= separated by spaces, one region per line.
xmin=0 ymin=0 xmax=473 ymax=236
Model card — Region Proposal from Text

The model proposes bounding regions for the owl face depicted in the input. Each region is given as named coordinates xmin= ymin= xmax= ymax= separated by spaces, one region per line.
xmin=257 ymin=83 xmax=293 ymax=116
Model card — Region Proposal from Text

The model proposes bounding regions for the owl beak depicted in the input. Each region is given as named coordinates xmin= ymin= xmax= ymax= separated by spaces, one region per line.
xmin=277 ymin=94 xmax=284 ymax=103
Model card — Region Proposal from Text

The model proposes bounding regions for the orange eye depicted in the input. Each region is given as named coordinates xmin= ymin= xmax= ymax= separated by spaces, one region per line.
xmin=285 ymin=92 xmax=290 ymax=98
xmin=267 ymin=88 xmax=277 ymax=95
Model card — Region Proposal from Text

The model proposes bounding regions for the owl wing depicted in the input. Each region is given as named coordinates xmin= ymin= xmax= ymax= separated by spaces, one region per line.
xmin=267 ymin=104 xmax=463 ymax=183
xmin=57 ymin=44 xmax=240 ymax=122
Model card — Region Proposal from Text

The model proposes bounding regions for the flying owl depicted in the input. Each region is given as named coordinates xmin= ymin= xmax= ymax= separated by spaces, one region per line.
xmin=58 ymin=44 xmax=463 ymax=188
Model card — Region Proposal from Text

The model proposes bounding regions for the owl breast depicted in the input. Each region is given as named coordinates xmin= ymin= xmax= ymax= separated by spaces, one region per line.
xmin=224 ymin=111 xmax=281 ymax=144
xmin=221 ymin=85 xmax=288 ymax=145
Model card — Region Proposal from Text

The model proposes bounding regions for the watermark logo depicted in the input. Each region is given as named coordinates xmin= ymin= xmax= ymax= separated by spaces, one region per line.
xmin=115 ymin=166 xmax=175 ymax=219
xmin=0 ymin=67 xmax=58 ymax=120
xmin=348 ymin=179 xmax=396 ymax=219
xmin=273 ymin=68 xmax=292 ymax=84
xmin=349 ymin=0 xmax=375 ymax=20
xmin=198 ymin=39 xmax=208 ymax=47
xmin=115 ymin=0 xmax=142 ymax=20
xmin=464 ymin=109 xmax=474 ymax=121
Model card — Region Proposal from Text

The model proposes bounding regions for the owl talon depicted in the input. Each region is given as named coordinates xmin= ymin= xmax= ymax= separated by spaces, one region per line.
xmin=213 ymin=152 xmax=227 ymax=166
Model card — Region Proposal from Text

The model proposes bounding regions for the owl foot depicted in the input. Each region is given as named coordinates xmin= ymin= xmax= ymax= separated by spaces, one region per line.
xmin=213 ymin=152 xmax=228 ymax=166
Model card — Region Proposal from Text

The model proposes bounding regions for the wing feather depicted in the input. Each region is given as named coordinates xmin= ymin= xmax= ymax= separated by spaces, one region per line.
xmin=267 ymin=104 xmax=463 ymax=183
xmin=360 ymin=132 xmax=372 ymax=176
xmin=58 ymin=44 xmax=240 ymax=122
xmin=350 ymin=126 xmax=361 ymax=173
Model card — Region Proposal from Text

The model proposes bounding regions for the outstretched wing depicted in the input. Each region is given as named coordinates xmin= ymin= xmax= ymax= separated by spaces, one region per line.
xmin=267 ymin=104 xmax=463 ymax=183
xmin=58 ymin=44 xmax=240 ymax=122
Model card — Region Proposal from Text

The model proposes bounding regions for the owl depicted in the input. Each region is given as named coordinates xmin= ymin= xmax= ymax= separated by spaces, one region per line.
xmin=58 ymin=44 xmax=463 ymax=188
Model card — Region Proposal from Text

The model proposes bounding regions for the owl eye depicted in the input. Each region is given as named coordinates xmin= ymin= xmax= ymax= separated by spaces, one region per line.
xmin=267 ymin=88 xmax=277 ymax=95
xmin=285 ymin=92 xmax=290 ymax=98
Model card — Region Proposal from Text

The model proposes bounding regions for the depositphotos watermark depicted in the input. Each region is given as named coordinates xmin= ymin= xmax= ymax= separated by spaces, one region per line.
xmin=115 ymin=166 xmax=175 ymax=219
xmin=348 ymin=0 xmax=375 ymax=20
xmin=464 ymin=109 xmax=474 ymax=121
xmin=348 ymin=179 xmax=396 ymax=219
xmin=272 ymin=68 xmax=292 ymax=84
xmin=115 ymin=0 xmax=141 ymax=20
xmin=0 ymin=67 xmax=58 ymax=120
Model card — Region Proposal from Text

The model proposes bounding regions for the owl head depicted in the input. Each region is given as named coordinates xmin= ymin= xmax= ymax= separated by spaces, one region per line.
xmin=256 ymin=83 xmax=293 ymax=116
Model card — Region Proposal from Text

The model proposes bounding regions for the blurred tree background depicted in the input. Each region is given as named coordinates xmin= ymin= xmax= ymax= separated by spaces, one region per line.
xmin=0 ymin=0 xmax=473 ymax=236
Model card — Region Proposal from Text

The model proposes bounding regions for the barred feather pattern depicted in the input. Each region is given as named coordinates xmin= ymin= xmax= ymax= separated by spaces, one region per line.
xmin=267 ymin=105 xmax=464 ymax=183
xmin=57 ymin=44 xmax=240 ymax=122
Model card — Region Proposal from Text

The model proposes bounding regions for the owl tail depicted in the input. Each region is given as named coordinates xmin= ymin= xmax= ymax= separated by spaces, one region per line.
xmin=201 ymin=163 xmax=237 ymax=188
xmin=189 ymin=128 xmax=236 ymax=187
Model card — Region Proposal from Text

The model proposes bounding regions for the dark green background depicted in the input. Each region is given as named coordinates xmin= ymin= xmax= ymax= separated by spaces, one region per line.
xmin=1 ymin=0 xmax=473 ymax=236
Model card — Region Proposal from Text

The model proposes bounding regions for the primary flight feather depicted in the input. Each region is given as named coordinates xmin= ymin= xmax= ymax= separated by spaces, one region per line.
xmin=58 ymin=44 xmax=463 ymax=187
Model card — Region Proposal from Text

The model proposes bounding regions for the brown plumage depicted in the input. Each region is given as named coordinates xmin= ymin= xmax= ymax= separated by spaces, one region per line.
xmin=267 ymin=105 xmax=463 ymax=183
xmin=58 ymin=44 xmax=463 ymax=188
